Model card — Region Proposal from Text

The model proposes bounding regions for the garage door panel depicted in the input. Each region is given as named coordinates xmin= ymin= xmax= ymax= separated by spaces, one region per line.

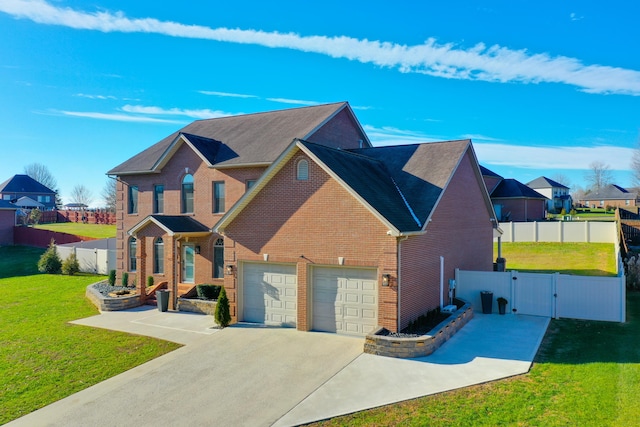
xmin=313 ymin=267 xmax=378 ymax=336
xmin=243 ymin=263 xmax=297 ymax=327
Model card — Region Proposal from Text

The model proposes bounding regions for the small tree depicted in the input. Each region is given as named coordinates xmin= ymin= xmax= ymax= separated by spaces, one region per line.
xmin=108 ymin=270 xmax=116 ymax=286
xmin=215 ymin=286 xmax=231 ymax=328
xmin=121 ymin=271 xmax=129 ymax=287
xmin=30 ymin=208 xmax=42 ymax=225
xmin=147 ymin=275 xmax=154 ymax=288
xmin=37 ymin=239 xmax=62 ymax=274
xmin=61 ymin=253 xmax=80 ymax=275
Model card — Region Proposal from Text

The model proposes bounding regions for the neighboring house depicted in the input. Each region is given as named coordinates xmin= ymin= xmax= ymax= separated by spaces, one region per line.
xmin=481 ymin=167 xmax=548 ymax=222
xmin=527 ymin=176 xmax=572 ymax=213
xmin=108 ymin=102 xmax=497 ymax=335
xmin=580 ymin=184 xmax=640 ymax=209
xmin=0 ymin=200 xmax=17 ymax=245
xmin=0 ymin=174 xmax=57 ymax=210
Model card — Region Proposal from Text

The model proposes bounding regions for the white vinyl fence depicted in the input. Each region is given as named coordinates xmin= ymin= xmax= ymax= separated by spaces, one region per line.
xmin=455 ymin=269 xmax=626 ymax=322
xmin=56 ymin=238 xmax=116 ymax=275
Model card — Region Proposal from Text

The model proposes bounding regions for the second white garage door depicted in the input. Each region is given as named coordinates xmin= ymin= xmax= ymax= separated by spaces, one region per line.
xmin=242 ymin=262 xmax=297 ymax=327
xmin=312 ymin=267 xmax=378 ymax=336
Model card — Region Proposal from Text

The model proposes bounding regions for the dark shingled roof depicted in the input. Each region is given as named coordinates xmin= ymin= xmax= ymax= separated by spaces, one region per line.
xmin=149 ymin=215 xmax=210 ymax=234
xmin=583 ymin=184 xmax=637 ymax=201
xmin=300 ymin=142 xmax=420 ymax=231
xmin=108 ymin=102 xmax=355 ymax=175
xmin=527 ymin=176 xmax=569 ymax=189
xmin=300 ymin=139 xmax=471 ymax=232
xmin=491 ymin=179 xmax=547 ymax=199
xmin=0 ymin=174 xmax=56 ymax=194
xmin=480 ymin=165 xmax=503 ymax=178
xmin=0 ymin=200 xmax=17 ymax=210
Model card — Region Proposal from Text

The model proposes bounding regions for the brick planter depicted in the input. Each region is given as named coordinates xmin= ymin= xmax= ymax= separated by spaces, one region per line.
xmin=364 ymin=301 xmax=473 ymax=358
xmin=86 ymin=281 xmax=142 ymax=312
xmin=178 ymin=298 xmax=216 ymax=315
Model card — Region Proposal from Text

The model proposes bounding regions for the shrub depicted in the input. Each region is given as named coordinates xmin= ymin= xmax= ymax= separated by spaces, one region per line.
xmin=147 ymin=275 xmax=154 ymax=288
xmin=121 ymin=272 xmax=129 ymax=287
xmin=196 ymin=284 xmax=221 ymax=300
xmin=215 ymin=286 xmax=231 ymax=328
xmin=570 ymin=209 xmax=577 ymax=216
xmin=108 ymin=270 xmax=116 ymax=286
xmin=560 ymin=208 xmax=566 ymax=215
xmin=37 ymin=239 xmax=62 ymax=274
xmin=61 ymin=253 xmax=80 ymax=275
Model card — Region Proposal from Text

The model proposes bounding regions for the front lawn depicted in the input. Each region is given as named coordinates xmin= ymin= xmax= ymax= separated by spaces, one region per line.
xmin=494 ymin=242 xmax=616 ymax=276
xmin=312 ymin=292 xmax=640 ymax=426
xmin=34 ymin=222 xmax=116 ymax=239
xmin=0 ymin=246 xmax=180 ymax=424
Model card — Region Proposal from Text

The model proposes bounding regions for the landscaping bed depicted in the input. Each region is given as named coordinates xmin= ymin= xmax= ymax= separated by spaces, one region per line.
xmin=86 ymin=281 xmax=141 ymax=311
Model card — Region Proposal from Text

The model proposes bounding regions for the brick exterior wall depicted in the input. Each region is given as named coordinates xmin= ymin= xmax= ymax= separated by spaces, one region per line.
xmin=494 ymin=198 xmax=546 ymax=222
xmin=582 ymin=199 xmax=638 ymax=209
xmin=222 ymin=152 xmax=399 ymax=331
xmin=113 ymin=110 xmax=367 ymax=313
xmin=0 ymin=210 xmax=15 ymax=245
xmin=398 ymin=150 xmax=494 ymax=330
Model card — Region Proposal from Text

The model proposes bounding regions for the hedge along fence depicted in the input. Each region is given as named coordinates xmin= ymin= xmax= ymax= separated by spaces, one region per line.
xmin=56 ymin=241 xmax=116 ymax=275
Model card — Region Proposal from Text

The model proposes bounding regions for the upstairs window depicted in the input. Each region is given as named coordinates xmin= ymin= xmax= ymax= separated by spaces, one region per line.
xmin=154 ymin=185 xmax=164 ymax=214
xmin=246 ymin=180 xmax=257 ymax=191
xmin=128 ymin=185 xmax=138 ymax=214
xmin=181 ymin=174 xmax=194 ymax=214
xmin=213 ymin=181 xmax=225 ymax=213
xmin=297 ymin=159 xmax=309 ymax=181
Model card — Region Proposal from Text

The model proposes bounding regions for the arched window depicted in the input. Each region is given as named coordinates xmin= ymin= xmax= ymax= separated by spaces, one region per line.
xmin=181 ymin=174 xmax=194 ymax=213
xmin=153 ymin=237 xmax=164 ymax=274
xmin=297 ymin=159 xmax=308 ymax=181
xmin=128 ymin=237 xmax=137 ymax=272
xmin=213 ymin=238 xmax=224 ymax=278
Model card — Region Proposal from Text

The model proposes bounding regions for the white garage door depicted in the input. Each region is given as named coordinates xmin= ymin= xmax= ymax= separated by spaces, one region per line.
xmin=242 ymin=262 xmax=297 ymax=327
xmin=312 ymin=267 xmax=377 ymax=336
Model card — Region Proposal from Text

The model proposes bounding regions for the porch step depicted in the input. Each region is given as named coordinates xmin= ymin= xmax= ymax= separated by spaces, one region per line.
xmin=178 ymin=284 xmax=196 ymax=298
xmin=145 ymin=297 xmax=157 ymax=306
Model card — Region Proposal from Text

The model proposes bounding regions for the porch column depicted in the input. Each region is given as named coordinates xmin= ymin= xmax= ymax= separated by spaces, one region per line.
xmin=137 ymin=237 xmax=147 ymax=302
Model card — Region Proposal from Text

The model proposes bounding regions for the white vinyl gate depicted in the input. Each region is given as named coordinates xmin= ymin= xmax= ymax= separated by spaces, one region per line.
xmin=455 ymin=269 xmax=625 ymax=322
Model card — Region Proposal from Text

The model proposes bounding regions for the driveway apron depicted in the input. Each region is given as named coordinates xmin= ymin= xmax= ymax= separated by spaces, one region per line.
xmin=6 ymin=326 xmax=364 ymax=427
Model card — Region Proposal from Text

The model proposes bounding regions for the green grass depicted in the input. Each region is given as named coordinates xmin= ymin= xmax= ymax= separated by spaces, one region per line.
xmin=312 ymin=292 xmax=640 ymax=427
xmin=0 ymin=246 xmax=180 ymax=424
xmin=34 ymin=223 xmax=116 ymax=239
xmin=494 ymin=242 xmax=616 ymax=276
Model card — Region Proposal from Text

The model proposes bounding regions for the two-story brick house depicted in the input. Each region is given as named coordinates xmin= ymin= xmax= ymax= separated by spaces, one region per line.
xmin=108 ymin=102 xmax=497 ymax=335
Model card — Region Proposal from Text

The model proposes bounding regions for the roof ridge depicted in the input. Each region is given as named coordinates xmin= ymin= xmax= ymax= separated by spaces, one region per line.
xmin=189 ymin=101 xmax=348 ymax=124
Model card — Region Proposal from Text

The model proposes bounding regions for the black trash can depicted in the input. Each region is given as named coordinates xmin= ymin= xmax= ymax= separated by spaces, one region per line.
xmin=480 ymin=291 xmax=493 ymax=314
xmin=157 ymin=289 xmax=170 ymax=312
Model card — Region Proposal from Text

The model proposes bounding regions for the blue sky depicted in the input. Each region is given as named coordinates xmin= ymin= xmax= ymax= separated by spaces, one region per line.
xmin=1 ymin=0 xmax=639 ymax=207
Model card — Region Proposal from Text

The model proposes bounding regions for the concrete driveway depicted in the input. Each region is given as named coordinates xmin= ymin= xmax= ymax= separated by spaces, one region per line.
xmin=7 ymin=307 xmax=549 ymax=427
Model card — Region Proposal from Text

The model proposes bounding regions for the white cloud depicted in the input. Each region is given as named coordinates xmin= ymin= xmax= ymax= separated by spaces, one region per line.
xmin=461 ymin=134 xmax=503 ymax=142
xmin=54 ymin=110 xmax=184 ymax=123
xmin=474 ymin=142 xmax=633 ymax=171
xmin=3 ymin=0 xmax=640 ymax=96
xmin=121 ymin=104 xmax=232 ymax=119
xmin=364 ymin=125 xmax=442 ymax=146
xmin=265 ymin=98 xmax=320 ymax=106
xmin=74 ymin=93 xmax=117 ymax=100
xmin=198 ymin=90 xmax=258 ymax=98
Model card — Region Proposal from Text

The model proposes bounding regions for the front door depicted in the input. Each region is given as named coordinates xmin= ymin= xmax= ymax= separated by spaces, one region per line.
xmin=182 ymin=244 xmax=195 ymax=283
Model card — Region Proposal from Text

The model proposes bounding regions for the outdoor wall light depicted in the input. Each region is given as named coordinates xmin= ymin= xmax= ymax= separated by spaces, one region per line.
xmin=195 ymin=246 xmax=201 ymax=254
xmin=226 ymin=265 xmax=234 ymax=275
xmin=382 ymin=274 xmax=391 ymax=286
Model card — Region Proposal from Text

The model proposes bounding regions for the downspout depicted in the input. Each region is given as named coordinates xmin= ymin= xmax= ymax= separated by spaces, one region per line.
xmin=440 ymin=256 xmax=444 ymax=309
xmin=397 ymin=235 xmax=409 ymax=332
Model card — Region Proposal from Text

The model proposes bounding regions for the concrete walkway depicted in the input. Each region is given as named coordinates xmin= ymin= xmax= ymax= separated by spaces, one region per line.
xmin=7 ymin=307 xmax=549 ymax=427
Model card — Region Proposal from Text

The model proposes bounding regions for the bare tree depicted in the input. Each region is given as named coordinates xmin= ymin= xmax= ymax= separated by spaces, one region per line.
xmin=24 ymin=162 xmax=61 ymax=207
xmin=70 ymin=184 xmax=93 ymax=207
xmin=551 ymin=173 xmax=571 ymax=188
xmin=585 ymin=161 xmax=613 ymax=193
xmin=24 ymin=162 xmax=57 ymax=190
xmin=101 ymin=179 xmax=117 ymax=212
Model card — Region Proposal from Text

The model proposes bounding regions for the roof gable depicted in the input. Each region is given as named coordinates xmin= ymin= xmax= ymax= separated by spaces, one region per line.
xmin=0 ymin=174 xmax=56 ymax=195
xmin=128 ymin=215 xmax=211 ymax=237
xmin=583 ymin=184 xmax=636 ymax=200
xmin=527 ymin=176 xmax=569 ymax=189
xmin=108 ymin=102 xmax=368 ymax=175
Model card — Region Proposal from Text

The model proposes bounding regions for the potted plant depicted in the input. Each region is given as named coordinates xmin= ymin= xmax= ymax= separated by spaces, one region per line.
xmin=497 ymin=297 xmax=508 ymax=315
